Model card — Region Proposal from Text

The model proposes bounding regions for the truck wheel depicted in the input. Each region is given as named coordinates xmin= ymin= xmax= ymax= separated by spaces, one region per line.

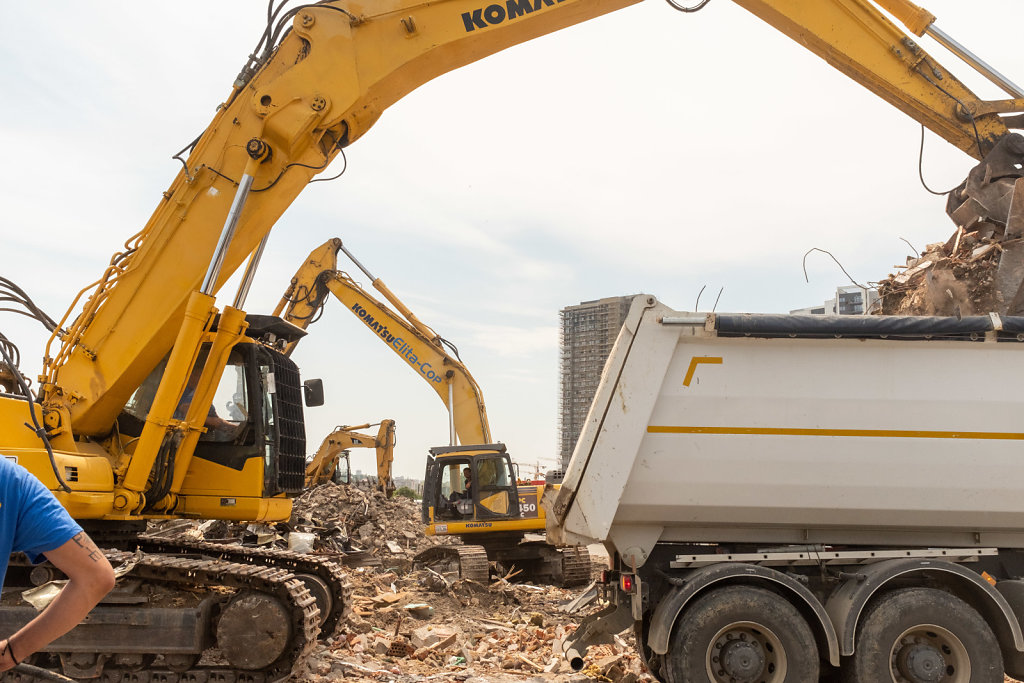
xmin=663 ymin=585 xmax=819 ymax=683
xmin=843 ymin=587 xmax=1001 ymax=683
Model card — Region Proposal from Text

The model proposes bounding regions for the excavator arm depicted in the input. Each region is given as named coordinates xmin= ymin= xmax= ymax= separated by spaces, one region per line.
xmin=40 ymin=0 xmax=1023 ymax=439
xmin=731 ymin=0 xmax=1015 ymax=159
xmin=305 ymin=419 xmax=397 ymax=494
xmin=275 ymin=239 xmax=492 ymax=447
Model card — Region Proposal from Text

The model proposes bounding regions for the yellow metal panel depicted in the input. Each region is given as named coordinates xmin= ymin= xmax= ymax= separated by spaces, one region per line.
xmin=179 ymin=453 xmax=269 ymax=497
xmin=427 ymin=517 xmax=547 ymax=536
xmin=175 ymin=494 xmax=292 ymax=523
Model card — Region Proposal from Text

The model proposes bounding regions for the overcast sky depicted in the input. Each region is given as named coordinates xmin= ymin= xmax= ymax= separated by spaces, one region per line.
xmin=1 ymin=1 xmax=1019 ymax=479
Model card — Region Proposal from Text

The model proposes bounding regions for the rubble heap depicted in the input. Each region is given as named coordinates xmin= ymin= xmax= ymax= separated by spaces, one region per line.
xmin=878 ymin=134 xmax=1024 ymax=317
xmin=303 ymin=569 xmax=649 ymax=683
xmin=148 ymin=483 xmax=645 ymax=682
xmin=288 ymin=482 xmax=456 ymax=564
xmin=149 ymin=482 xmax=455 ymax=566
xmin=876 ymin=233 xmax=1000 ymax=316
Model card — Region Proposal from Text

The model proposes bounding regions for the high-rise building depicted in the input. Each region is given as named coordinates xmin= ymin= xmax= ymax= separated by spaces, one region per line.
xmin=558 ymin=295 xmax=636 ymax=468
xmin=791 ymin=285 xmax=879 ymax=316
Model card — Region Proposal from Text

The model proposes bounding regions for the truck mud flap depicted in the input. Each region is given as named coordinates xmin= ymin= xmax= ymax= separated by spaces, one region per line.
xmin=560 ymin=598 xmax=633 ymax=671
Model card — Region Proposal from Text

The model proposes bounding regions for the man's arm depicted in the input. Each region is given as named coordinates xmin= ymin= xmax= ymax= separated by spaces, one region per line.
xmin=0 ymin=531 xmax=115 ymax=670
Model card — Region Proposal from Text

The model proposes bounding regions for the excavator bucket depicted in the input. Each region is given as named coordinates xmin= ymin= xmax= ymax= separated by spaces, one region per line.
xmin=995 ymin=178 xmax=1024 ymax=314
xmin=946 ymin=134 xmax=1024 ymax=315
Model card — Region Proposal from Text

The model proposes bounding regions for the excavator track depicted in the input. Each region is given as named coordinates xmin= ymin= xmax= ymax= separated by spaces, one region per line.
xmin=132 ymin=537 xmax=352 ymax=637
xmin=0 ymin=549 xmax=320 ymax=683
xmin=557 ymin=547 xmax=592 ymax=587
xmin=455 ymin=545 xmax=490 ymax=583
xmin=413 ymin=544 xmax=491 ymax=583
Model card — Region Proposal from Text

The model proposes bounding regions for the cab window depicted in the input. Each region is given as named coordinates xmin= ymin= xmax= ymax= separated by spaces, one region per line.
xmin=474 ymin=455 xmax=515 ymax=517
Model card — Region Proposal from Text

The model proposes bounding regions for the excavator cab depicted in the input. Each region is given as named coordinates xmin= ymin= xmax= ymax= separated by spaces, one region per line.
xmin=117 ymin=316 xmax=312 ymax=513
xmin=422 ymin=444 xmax=520 ymax=524
xmin=418 ymin=443 xmax=589 ymax=586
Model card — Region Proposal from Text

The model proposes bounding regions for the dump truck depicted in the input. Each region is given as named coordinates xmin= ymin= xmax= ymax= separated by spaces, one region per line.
xmin=546 ymin=294 xmax=1024 ymax=682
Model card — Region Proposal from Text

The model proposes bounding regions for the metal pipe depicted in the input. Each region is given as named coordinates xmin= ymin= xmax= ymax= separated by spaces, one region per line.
xmin=448 ymin=380 xmax=457 ymax=446
xmin=338 ymin=242 xmax=375 ymax=281
xmin=925 ymin=24 xmax=1024 ymax=99
xmin=338 ymin=241 xmax=440 ymax=342
xmin=233 ymin=233 xmax=270 ymax=309
xmin=202 ymin=172 xmax=255 ymax=295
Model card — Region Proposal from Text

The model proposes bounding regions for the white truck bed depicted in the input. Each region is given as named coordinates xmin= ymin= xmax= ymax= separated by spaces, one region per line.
xmin=546 ymin=295 xmax=1024 ymax=566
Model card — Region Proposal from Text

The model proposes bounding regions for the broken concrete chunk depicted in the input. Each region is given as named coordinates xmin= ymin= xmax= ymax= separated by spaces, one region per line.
xmin=894 ymin=259 xmax=933 ymax=285
xmin=596 ymin=654 xmax=625 ymax=675
xmin=411 ymin=625 xmax=459 ymax=650
xmin=413 ymin=632 xmax=458 ymax=660
xmin=373 ymin=636 xmax=392 ymax=655
xmin=403 ymin=603 xmax=434 ymax=619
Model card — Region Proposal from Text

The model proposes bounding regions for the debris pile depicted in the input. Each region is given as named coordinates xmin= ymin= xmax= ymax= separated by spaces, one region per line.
xmin=876 ymin=234 xmax=1000 ymax=316
xmin=148 ymin=483 xmax=645 ymax=682
xmin=287 ymin=482 xmax=456 ymax=565
xmin=148 ymin=482 xmax=456 ymax=566
xmin=878 ymin=134 xmax=1024 ymax=317
xmin=300 ymin=569 xmax=649 ymax=683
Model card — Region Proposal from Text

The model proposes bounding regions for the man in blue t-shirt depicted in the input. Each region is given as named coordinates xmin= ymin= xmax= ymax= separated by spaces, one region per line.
xmin=0 ymin=457 xmax=115 ymax=671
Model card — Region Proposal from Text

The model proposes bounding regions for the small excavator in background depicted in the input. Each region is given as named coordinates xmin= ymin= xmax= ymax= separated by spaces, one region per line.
xmin=276 ymin=239 xmax=591 ymax=585
xmin=305 ymin=420 xmax=397 ymax=495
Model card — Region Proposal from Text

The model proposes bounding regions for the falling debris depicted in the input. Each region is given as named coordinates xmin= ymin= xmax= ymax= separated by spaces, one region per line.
xmin=879 ymin=135 xmax=1024 ymax=317
xmin=877 ymin=235 xmax=1002 ymax=316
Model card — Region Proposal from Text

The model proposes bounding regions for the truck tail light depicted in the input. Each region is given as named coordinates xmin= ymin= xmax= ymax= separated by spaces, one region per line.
xmin=620 ymin=574 xmax=634 ymax=593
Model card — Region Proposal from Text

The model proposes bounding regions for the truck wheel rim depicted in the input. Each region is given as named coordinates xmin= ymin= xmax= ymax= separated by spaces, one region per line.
xmin=889 ymin=624 xmax=970 ymax=683
xmin=705 ymin=621 xmax=787 ymax=683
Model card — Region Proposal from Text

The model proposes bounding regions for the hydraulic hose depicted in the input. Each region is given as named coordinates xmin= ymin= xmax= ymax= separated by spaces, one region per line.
xmin=0 ymin=342 xmax=71 ymax=493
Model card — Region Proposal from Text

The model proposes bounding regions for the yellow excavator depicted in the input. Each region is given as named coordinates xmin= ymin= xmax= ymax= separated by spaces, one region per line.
xmin=0 ymin=0 xmax=1021 ymax=678
xmin=275 ymin=239 xmax=591 ymax=584
xmin=305 ymin=420 xmax=397 ymax=494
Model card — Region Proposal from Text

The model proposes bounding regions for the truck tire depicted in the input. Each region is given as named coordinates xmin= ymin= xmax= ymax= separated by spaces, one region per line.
xmin=843 ymin=587 xmax=1001 ymax=683
xmin=663 ymin=585 xmax=819 ymax=683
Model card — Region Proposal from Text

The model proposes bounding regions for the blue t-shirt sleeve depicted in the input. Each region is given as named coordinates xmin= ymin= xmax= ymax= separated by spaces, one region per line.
xmin=10 ymin=463 xmax=83 ymax=563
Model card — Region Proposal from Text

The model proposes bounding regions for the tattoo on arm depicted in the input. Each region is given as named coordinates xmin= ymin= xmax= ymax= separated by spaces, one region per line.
xmin=70 ymin=532 xmax=103 ymax=564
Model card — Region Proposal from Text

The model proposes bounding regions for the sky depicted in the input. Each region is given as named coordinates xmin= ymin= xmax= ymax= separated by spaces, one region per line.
xmin=0 ymin=1 xmax=1020 ymax=479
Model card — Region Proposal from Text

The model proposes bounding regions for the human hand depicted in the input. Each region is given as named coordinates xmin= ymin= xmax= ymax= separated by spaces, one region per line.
xmin=0 ymin=637 xmax=21 ymax=672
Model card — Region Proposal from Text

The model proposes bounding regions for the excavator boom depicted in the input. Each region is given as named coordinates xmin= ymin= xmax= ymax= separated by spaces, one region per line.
xmin=276 ymin=239 xmax=492 ymax=446
xmin=305 ymin=419 xmax=397 ymax=494
xmin=43 ymin=0 xmax=1022 ymax=440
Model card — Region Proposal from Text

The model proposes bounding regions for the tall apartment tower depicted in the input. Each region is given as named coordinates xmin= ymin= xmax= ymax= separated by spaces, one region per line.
xmin=558 ymin=295 xmax=635 ymax=468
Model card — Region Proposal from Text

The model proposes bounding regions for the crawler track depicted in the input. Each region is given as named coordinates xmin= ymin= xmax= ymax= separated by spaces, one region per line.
xmin=132 ymin=537 xmax=352 ymax=636
xmin=414 ymin=544 xmax=491 ymax=583
xmin=557 ymin=547 xmax=592 ymax=587
xmin=0 ymin=546 xmax=338 ymax=682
